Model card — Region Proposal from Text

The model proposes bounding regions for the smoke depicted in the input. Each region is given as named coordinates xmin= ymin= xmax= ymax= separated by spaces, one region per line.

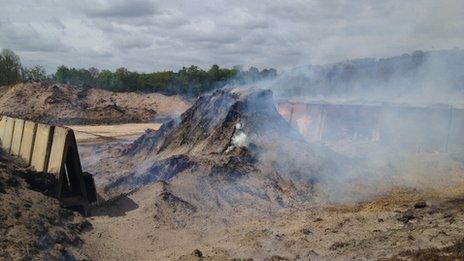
xmin=225 ymin=122 xmax=247 ymax=153
xmin=87 ymin=48 xmax=464 ymax=206
xmin=227 ymin=49 xmax=464 ymax=204
xmin=230 ymin=123 xmax=247 ymax=147
xmin=260 ymin=49 xmax=464 ymax=108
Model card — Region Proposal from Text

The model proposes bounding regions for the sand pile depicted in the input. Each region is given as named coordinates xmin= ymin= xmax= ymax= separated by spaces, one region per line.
xmin=0 ymin=82 xmax=191 ymax=125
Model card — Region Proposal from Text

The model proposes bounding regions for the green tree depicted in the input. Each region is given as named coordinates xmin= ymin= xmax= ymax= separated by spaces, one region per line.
xmin=0 ymin=49 xmax=22 ymax=85
xmin=88 ymin=67 xmax=100 ymax=79
xmin=51 ymin=63 xmax=271 ymax=95
xmin=54 ymin=65 xmax=70 ymax=83
xmin=22 ymin=65 xmax=47 ymax=81
xmin=114 ymin=67 xmax=137 ymax=91
xmin=97 ymin=70 xmax=114 ymax=89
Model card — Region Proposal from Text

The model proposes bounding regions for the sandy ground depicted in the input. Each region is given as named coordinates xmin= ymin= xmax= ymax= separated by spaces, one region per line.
xmin=81 ymin=183 xmax=464 ymax=260
xmin=74 ymin=122 xmax=464 ymax=261
xmin=3 ymin=84 xmax=464 ymax=260
xmin=0 ymin=149 xmax=91 ymax=260
xmin=69 ymin=123 xmax=161 ymax=144
xmin=74 ymin=89 xmax=464 ymax=260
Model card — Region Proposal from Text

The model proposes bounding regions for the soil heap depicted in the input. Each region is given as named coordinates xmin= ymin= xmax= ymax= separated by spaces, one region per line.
xmin=0 ymin=149 xmax=91 ymax=260
xmin=0 ymin=82 xmax=191 ymax=125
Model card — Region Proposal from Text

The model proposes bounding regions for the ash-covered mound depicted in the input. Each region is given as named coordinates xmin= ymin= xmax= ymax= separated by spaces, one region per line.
xmin=98 ymin=88 xmax=342 ymax=210
xmin=0 ymin=82 xmax=191 ymax=125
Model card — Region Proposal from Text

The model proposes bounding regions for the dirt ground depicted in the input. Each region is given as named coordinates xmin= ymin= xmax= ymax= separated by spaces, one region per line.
xmin=3 ymin=86 xmax=464 ymax=260
xmin=2 ymin=122 xmax=463 ymax=260
xmin=80 ymin=183 xmax=464 ymax=260
xmin=74 ymin=89 xmax=464 ymax=260
xmin=69 ymin=123 xmax=161 ymax=144
xmin=0 ymin=149 xmax=91 ymax=260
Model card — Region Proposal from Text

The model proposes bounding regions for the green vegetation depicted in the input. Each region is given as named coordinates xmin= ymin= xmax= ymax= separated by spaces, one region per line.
xmin=22 ymin=65 xmax=47 ymax=82
xmin=0 ymin=49 xmax=22 ymax=85
xmin=54 ymin=64 xmax=276 ymax=96
xmin=0 ymin=48 xmax=276 ymax=96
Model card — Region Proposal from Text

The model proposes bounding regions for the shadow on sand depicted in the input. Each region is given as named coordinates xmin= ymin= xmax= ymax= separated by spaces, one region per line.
xmin=90 ymin=195 xmax=139 ymax=217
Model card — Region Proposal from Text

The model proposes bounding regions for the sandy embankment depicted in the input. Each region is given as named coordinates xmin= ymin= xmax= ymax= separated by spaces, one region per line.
xmin=68 ymin=123 xmax=161 ymax=144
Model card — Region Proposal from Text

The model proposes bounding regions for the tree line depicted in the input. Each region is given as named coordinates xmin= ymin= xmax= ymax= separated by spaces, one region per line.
xmin=0 ymin=48 xmax=277 ymax=96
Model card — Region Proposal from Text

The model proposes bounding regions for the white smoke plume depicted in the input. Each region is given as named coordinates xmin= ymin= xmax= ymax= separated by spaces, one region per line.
xmin=228 ymin=49 xmax=464 ymax=204
xmin=226 ymin=122 xmax=247 ymax=153
xmin=262 ymin=49 xmax=464 ymax=108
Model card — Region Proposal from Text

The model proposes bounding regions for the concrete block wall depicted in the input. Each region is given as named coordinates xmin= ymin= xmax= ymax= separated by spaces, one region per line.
xmin=0 ymin=115 xmax=97 ymax=212
xmin=0 ymin=116 xmax=78 ymax=175
xmin=19 ymin=121 xmax=38 ymax=166
xmin=0 ymin=116 xmax=6 ymax=145
xmin=30 ymin=123 xmax=54 ymax=172
xmin=2 ymin=117 xmax=16 ymax=153
xmin=11 ymin=119 xmax=25 ymax=156
xmin=277 ymin=102 xmax=464 ymax=153
xmin=47 ymin=126 xmax=69 ymax=176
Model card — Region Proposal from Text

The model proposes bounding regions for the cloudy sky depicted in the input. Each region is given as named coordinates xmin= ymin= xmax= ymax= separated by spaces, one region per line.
xmin=0 ymin=0 xmax=463 ymax=72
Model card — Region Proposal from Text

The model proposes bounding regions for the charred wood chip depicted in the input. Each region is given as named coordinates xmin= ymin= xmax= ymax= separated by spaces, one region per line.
xmin=397 ymin=210 xmax=416 ymax=223
xmin=414 ymin=201 xmax=427 ymax=209
xmin=301 ymin=228 xmax=312 ymax=235
xmin=427 ymin=206 xmax=441 ymax=215
xmin=443 ymin=212 xmax=453 ymax=218
xmin=264 ymin=256 xmax=291 ymax=261
xmin=192 ymin=249 xmax=203 ymax=257
xmin=329 ymin=241 xmax=351 ymax=251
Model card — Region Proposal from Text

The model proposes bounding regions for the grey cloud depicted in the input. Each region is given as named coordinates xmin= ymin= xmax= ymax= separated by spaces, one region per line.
xmin=220 ymin=10 xmax=270 ymax=30
xmin=48 ymin=17 xmax=66 ymax=30
xmin=179 ymin=30 xmax=242 ymax=45
xmin=151 ymin=11 xmax=188 ymax=27
xmin=0 ymin=22 xmax=70 ymax=53
xmin=85 ymin=0 xmax=159 ymax=18
xmin=0 ymin=0 xmax=463 ymax=72
xmin=113 ymin=36 xmax=153 ymax=50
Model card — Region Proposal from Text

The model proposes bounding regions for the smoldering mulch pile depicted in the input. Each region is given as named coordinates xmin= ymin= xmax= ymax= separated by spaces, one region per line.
xmin=86 ymin=87 xmax=348 ymax=213
xmin=79 ymin=88 xmax=464 ymax=260
xmin=0 ymin=149 xmax=91 ymax=260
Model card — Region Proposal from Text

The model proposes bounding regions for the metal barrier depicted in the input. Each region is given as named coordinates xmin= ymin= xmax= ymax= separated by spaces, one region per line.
xmin=0 ymin=115 xmax=96 ymax=214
